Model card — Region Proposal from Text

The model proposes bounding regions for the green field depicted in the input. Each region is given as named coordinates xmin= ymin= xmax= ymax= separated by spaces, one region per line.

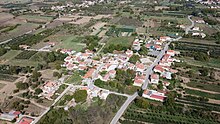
xmin=0 ymin=50 xmax=22 ymax=61
xmin=52 ymin=35 xmax=86 ymax=52
xmin=105 ymin=36 xmax=134 ymax=47
xmin=187 ymin=82 xmax=220 ymax=93
xmin=65 ymin=72 xmax=82 ymax=85
xmin=185 ymin=88 xmax=220 ymax=100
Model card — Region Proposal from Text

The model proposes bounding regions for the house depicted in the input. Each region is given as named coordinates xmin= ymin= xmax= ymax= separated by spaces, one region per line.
xmin=19 ymin=45 xmax=30 ymax=50
xmin=125 ymin=49 xmax=133 ymax=58
xmin=99 ymin=90 xmax=109 ymax=99
xmin=166 ymin=50 xmax=175 ymax=56
xmin=192 ymin=27 xmax=200 ymax=31
xmin=133 ymin=79 xmax=144 ymax=87
xmin=133 ymin=39 xmax=141 ymax=51
xmin=160 ymin=36 xmax=171 ymax=42
xmin=133 ymin=74 xmax=145 ymax=87
xmin=155 ymin=40 xmax=163 ymax=45
xmin=154 ymin=65 xmax=164 ymax=74
xmin=142 ymin=90 xmax=166 ymax=102
xmin=150 ymin=74 xmax=159 ymax=84
xmin=83 ymin=69 xmax=95 ymax=79
xmin=196 ymin=20 xmax=205 ymax=24
xmin=161 ymin=71 xmax=172 ymax=80
xmin=18 ymin=117 xmax=34 ymax=124
xmin=41 ymin=81 xmax=59 ymax=99
xmin=163 ymin=81 xmax=170 ymax=86
xmin=0 ymin=113 xmax=17 ymax=122
xmin=136 ymin=62 xmax=145 ymax=73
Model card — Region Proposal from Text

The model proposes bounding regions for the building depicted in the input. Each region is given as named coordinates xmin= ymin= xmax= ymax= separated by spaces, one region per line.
xmin=18 ymin=117 xmax=34 ymax=124
xmin=142 ymin=90 xmax=166 ymax=102
xmin=150 ymin=74 xmax=159 ymax=84
xmin=41 ymin=81 xmax=59 ymax=99
xmin=154 ymin=65 xmax=164 ymax=74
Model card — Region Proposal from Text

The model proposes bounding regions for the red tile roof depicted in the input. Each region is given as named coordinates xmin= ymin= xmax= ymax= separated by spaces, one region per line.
xmin=154 ymin=65 xmax=164 ymax=72
xmin=150 ymin=94 xmax=165 ymax=101
xmin=151 ymin=74 xmax=159 ymax=79
xmin=18 ymin=117 xmax=34 ymax=124
xmin=83 ymin=69 xmax=95 ymax=78
xmin=136 ymin=63 xmax=145 ymax=70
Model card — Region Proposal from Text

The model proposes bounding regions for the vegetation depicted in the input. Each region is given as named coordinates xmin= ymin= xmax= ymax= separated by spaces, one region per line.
xmin=129 ymin=55 xmax=140 ymax=64
xmin=15 ymin=51 xmax=37 ymax=59
xmin=185 ymin=88 xmax=220 ymax=100
xmin=73 ymin=90 xmax=87 ymax=103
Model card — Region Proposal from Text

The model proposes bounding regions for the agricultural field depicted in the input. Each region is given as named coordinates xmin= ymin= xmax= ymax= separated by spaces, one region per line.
xmin=0 ymin=23 xmax=40 ymax=42
xmin=185 ymin=88 xmax=220 ymax=100
xmin=15 ymin=51 xmax=38 ymax=59
xmin=186 ymin=81 xmax=220 ymax=93
xmin=18 ymin=15 xmax=53 ymax=24
xmin=0 ymin=50 xmax=22 ymax=64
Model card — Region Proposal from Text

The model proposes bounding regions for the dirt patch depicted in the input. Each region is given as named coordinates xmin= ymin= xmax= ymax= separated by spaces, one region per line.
xmin=39 ymin=69 xmax=58 ymax=81
xmin=208 ymin=99 xmax=220 ymax=105
xmin=24 ymin=103 xmax=45 ymax=116
xmin=180 ymin=77 xmax=190 ymax=83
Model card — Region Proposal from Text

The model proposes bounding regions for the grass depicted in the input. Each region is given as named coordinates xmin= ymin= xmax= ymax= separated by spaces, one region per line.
xmin=185 ymin=88 xmax=220 ymax=100
xmin=65 ymin=72 xmax=82 ymax=85
xmin=187 ymin=81 xmax=220 ymax=93
xmin=52 ymin=35 xmax=86 ymax=52
xmin=105 ymin=36 xmax=134 ymax=47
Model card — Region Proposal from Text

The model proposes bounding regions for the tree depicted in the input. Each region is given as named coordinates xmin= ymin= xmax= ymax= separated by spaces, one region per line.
xmin=16 ymin=82 xmax=29 ymax=90
xmin=199 ymin=67 xmax=209 ymax=76
xmin=73 ymin=90 xmax=87 ymax=103
xmin=129 ymin=55 xmax=140 ymax=64
xmin=134 ymin=98 xmax=149 ymax=109
xmin=53 ymin=71 xmax=60 ymax=77
xmin=164 ymin=91 xmax=177 ymax=107
xmin=139 ymin=46 xmax=148 ymax=55
xmin=0 ymin=47 xmax=7 ymax=56
xmin=157 ymin=81 xmax=163 ymax=90
xmin=94 ymin=79 xmax=105 ymax=88
xmin=35 ymin=88 xmax=43 ymax=95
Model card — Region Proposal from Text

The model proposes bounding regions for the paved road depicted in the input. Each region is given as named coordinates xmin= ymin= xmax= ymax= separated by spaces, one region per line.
xmin=185 ymin=15 xmax=194 ymax=35
xmin=110 ymin=92 xmax=138 ymax=124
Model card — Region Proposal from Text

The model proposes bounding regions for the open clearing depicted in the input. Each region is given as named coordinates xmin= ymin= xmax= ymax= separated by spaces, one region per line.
xmin=105 ymin=36 xmax=134 ymax=47
xmin=49 ymin=35 xmax=86 ymax=52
